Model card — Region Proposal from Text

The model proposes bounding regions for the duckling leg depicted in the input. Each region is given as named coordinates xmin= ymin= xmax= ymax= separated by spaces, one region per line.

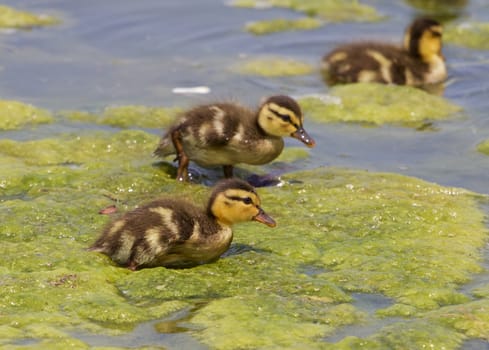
xmin=223 ymin=165 xmax=234 ymax=178
xmin=171 ymin=129 xmax=189 ymax=181
xmin=127 ymin=260 xmax=138 ymax=271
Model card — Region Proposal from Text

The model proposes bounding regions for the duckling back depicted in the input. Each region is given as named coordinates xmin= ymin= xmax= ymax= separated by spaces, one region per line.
xmin=89 ymin=199 xmax=226 ymax=269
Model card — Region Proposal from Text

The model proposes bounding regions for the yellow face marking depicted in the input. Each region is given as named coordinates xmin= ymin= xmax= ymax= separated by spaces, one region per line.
xmin=257 ymin=102 xmax=302 ymax=137
xmin=211 ymin=189 xmax=261 ymax=226
xmin=366 ymin=50 xmax=392 ymax=83
xmin=419 ymin=26 xmax=443 ymax=62
xmin=149 ymin=207 xmax=178 ymax=236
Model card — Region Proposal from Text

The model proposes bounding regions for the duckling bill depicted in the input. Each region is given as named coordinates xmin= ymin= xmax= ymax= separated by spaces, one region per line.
xmin=321 ymin=17 xmax=446 ymax=86
xmin=89 ymin=178 xmax=275 ymax=270
xmin=154 ymin=95 xmax=315 ymax=181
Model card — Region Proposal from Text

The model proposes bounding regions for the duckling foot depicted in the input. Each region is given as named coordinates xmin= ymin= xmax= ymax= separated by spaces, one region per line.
xmin=171 ymin=129 xmax=190 ymax=181
xmin=127 ymin=260 xmax=138 ymax=271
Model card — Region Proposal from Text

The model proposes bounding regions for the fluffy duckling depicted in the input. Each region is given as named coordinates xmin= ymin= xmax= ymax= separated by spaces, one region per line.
xmin=154 ymin=95 xmax=315 ymax=181
xmin=321 ymin=17 xmax=446 ymax=86
xmin=89 ymin=178 xmax=276 ymax=270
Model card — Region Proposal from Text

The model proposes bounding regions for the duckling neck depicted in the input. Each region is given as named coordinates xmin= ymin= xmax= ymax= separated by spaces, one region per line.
xmin=255 ymin=113 xmax=271 ymax=137
xmin=206 ymin=208 xmax=233 ymax=228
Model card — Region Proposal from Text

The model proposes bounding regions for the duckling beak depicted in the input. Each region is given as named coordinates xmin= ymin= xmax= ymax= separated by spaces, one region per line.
xmin=291 ymin=127 xmax=315 ymax=148
xmin=253 ymin=207 xmax=276 ymax=227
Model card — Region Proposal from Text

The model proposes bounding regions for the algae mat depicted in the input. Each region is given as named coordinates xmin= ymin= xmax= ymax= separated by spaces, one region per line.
xmin=300 ymin=83 xmax=461 ymax=128
xmin=0 ymin=130 xmax=488 ymax=349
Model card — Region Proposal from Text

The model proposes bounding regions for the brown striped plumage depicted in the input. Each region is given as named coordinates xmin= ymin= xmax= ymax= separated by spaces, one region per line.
xmin=154 ymin=95 xmax=315 ymax=181
xmin=89 ymin=178 xmax=275 ymax=270
xmin=321 ymin=18 xmax=446 ymax=86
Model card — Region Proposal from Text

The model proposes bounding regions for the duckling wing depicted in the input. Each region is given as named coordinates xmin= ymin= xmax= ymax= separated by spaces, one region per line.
xmin=90 ymin=199 xmax=229 ymax=269
xmin=154 ymin=103 xmax=252 ymax=158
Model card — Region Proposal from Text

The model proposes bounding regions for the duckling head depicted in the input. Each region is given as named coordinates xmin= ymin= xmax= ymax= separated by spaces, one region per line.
xmin=404 ymin=17 xmax=443 ymax=63
xmin=208 ymin=178 xmax=276 ymax=227
xmin=257 ymin=95 xmax=315 ymax=148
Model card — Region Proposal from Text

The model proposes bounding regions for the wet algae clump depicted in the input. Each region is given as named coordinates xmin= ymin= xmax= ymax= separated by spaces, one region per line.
xmin=234 ymin=0 xmax=382 ymax=23
xmin=445 ymin=21 xmax=489 ymax=50
xmin=300 ymin=83 xmax=461 ymax=127
xmin=1 ymin=125 xmax=489 ymax=348
xmin=62 ymin=105 xmax=182 ymax=129
xmin=246 ymin=17 xmax=322 ymax=35
xmin=234 ymin=57 xmax=314 ymax=77
xmin=0 ymin=5 xmax=59 ymax=29
xmin=0 ymin=100 xmax=53 ymax=130
xmin=477 ymin=139 xmax=489 ymax=156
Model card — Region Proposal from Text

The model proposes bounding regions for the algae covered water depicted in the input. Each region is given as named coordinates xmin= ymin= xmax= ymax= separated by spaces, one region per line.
xmin=1 ymin=0 xmax=489 ymax=349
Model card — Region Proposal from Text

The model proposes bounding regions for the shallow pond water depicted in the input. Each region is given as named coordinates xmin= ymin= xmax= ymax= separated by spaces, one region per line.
xmin=1 ymin=0 xmax=489 ymax=349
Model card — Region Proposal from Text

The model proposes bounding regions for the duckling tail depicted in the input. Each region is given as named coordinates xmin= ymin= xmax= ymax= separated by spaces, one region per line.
xmin=153 ymin=135 xmax=176 ymax=158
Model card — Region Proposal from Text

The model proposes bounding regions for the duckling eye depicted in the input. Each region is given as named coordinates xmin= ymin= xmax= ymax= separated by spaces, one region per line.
xmin=275 ymin=111 xmax=292 ymax=123
xmin=243 ymin=197 xmax=252 ymax=205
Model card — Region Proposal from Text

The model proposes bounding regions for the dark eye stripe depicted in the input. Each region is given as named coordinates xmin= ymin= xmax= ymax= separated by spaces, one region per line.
xmin=226 ymin=195 xmax=254 ymax=204
xmin=271 ymin=109 xmax=301 ymax=128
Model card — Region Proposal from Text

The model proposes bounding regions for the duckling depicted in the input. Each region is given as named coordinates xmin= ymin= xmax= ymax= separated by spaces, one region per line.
xmin=89 ymin=178 xmax=276 ymax=270
xmin=321 ymin=17 xmax=446 ymax=86
xmin=154 ymin=95 xmax=315 ymax=181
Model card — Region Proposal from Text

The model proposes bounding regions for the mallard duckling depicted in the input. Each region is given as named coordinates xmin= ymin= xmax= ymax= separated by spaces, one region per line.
xmin=89 ymin=178 xmax=275 ymax=270
xmin=321 ymin=17 xmax=446 ymax=86
xmin=154 ymin=95 xmax=315 ymax=181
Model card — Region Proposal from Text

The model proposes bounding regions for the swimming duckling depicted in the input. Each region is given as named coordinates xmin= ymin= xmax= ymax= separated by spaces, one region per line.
xmin=89 ymin=178 xmax=275 ymax=270
xmin=154 ymin=95 xmax=315 ymax=181
xmin=321 ymin=17 xmax=446 ymax=86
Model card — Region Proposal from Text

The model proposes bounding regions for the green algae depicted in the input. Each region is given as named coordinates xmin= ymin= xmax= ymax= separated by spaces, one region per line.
xmin=445 ymin=21 xmax=489 ymax=50
xmin=429 ymin=299 xmax=489 ymax=340
xmin=477 ymin=139 xmax=489 ymax=155
xmin=326 ymin=320 xmax=465 ymax=349
xmin=62 ymin=105 xmax=181 ymax=129
xmin=404 ymin=0 xmax=468 ymax=21
xmin=234 ymin=57 xmax=314 ymax=76
xmin=234 ymin=0 xmax=382 ymax=23
xmin=246 ymin=17 xmax=322 ymax=35
xmin=276 ymin=168 xmax=487 ymax=311
xmin=1 ymin=128 xmax=489 ymax=348
xmin=0 ymin=5 xmax=59 ymax=29
xmin=191 ymin=296 xmax=363 ymax=349
xmin=0 ymin=100 xmax=53 ymax=130
xmin=0 ymin=129 xmax=158 ymax=167
xmin=273 ymin=146 xmax=310 ymax=163
xmin=299 ymin=83 xmax=462 ymax=127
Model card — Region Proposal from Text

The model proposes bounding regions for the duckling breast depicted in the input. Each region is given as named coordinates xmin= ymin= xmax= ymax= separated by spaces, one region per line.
xmin=423 ymin=55 xmax=447 ymax=84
